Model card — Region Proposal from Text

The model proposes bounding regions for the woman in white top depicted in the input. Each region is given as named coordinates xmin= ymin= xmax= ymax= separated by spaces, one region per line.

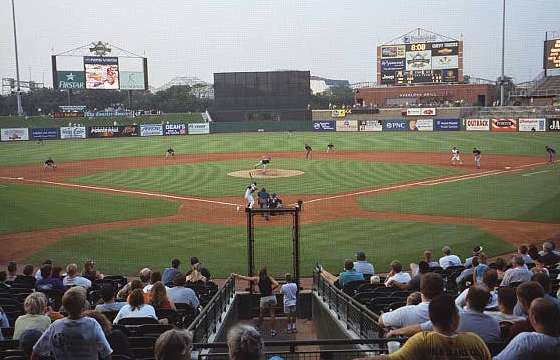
xmin=113 ymin=288 xmax=157 ymax=324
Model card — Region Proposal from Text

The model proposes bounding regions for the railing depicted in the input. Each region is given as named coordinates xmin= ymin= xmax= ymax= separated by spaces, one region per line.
xmin=187 ymin=275 xmax=236 ymax=343
xmin=313 ymin=271 xmax=381 ymax=339
xmin=193 ymin=338 xmax=406 ymax=360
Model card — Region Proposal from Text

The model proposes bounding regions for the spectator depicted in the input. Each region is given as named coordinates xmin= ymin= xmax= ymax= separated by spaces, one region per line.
xmin=13 ymin=292 xmax=52 ymax=340
xmin=117 ymin=267 xmax=151 ymax=299
xmin=0 ymin=305 xmax=8 ymax=341
xmin=190 ymin=257 xmax=211 ymax=280
xmin=35 ymin=264 xmax=64 ymax=292
xmin=62 ymin=263 xmax=92 ymax=289
xmin=95 ymin=284 xmax=127 ymax=312
xmin=371 ymin=295 xmax=491 ymax=360
xmin=14 ymin=264 xmax=36 ymax=287
xmin=505 ymin=281 xmax=545 ymax=341
xmin=531 ymin=258 xmax=550 ymax=275
xmin=473 ymin=252 xmax=489 ymax=283
xmin=268 ymin=193 xmax=283 ymax=209
xmin=83 ymin=260 xmax=104 ymax=281
xmin=162 ymin=259 xmax=181 ymax=285
xmin=354 ymin=251 xmax=375 ymax=277
xmin=144 ymin=271 xmax=163 ymax=293
xmin=518 ymin=245 xmax=535 ymax=265
xmin=538 ymin=241 xmax=560 ymax=266
xmin=494 ymin=298 xmax=560 ymax=360
xmin=455 ymin=256 xmax=479 ymax=286
xmin=281 ymin=273 xmax=298 ymax=334
xmin=154 ymin=329 xmax=193 ymax=360
xmin=455 ymin=269 xmax=499 ymax=310
xmin=32 ymin=286 xmax=113 ymax=360
xmin=149 ymin=281 xmax=176 ymax=310
xmin=423 ymin=250 xmax=440 ymax=268
xmin=464 ymin=246 xmax=483 ymax=268
xmin=233 ymin=267 xmax=279 ymax=336
xmin=337 ymin=260 xmax=364 ymax=287
xmin=34 ymin=260 xmax=52 ymax=281
xmin=167 ymin=273 xmax=200 ymax=309
xmin=384 ymin=261 xmax=411 ymax=288
xmin=494 ymin=257 xmax=508 ymax=281
xmin=51 ymin=266 xmax=63 ymax=281
xmin=530 ymin=273 xmax=560 ymax=312
xmin=379 ymin=273 xmax=444 ymax=329
xmin=485 ymin=287 xmax=525 ymax=322
xmin=186 ymin=264 xmax=207 ymax=284
xmin=406 ymin=292 xmax=422 ymax=306
xmin=438 ymin=246 xmax=462 ymax=269
xmin=7 ymin=261 xmax=17 ymax=281
xmin=0 ymin=271 xmax=9 ymax=290
xmin=84 ymin=310 xmax=133 ymax=358
xmin=113 ymin=288 xmax=157 ymax=324
xmin=392 ymin=261 xmax=429 ymax=292
xmin=227 ymin=324 xmax=264 ymax=360
xmin=500 ymin=255 xmax=532 ymax=287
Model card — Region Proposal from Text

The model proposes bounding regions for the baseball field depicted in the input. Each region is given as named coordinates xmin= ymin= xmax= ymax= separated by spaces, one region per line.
xmin=1 ymin=131 xmax=559 ymax=277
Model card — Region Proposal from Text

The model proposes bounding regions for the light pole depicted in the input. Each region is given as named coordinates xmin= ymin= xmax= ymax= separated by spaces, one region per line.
xmin=11 ymin=0 xmax=24 ymax=116
xmin=500 ymin=0 xmax=506 ymax=106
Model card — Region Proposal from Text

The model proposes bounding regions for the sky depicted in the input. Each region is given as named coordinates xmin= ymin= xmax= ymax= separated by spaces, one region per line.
xmin=0 ymin=0 xmax=559 ymax=88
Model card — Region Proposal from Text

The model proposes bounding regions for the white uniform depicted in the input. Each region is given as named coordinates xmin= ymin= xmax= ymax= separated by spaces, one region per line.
xmin=451 ymin=148 xmax=461 ymax=163
xmin=244 ymin=185 xmax=256 ymax=208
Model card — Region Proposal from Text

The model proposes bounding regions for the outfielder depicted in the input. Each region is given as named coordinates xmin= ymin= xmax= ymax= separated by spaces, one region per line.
xmin=546 ymin=146 xmax=556 ymax=164
xmin=472 ymin=147 xmax=482 ymax=169
xmin=244 ymin=182 xmax=257 ymax=209
xmin=451 ymin=146 xmax=462 ymax=165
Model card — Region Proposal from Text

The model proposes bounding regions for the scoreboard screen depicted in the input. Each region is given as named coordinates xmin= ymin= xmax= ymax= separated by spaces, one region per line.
xmin=544 ymin=39 xmax=560 ymax=70
xmin=378 ymin=41 xmax=462 ymax=85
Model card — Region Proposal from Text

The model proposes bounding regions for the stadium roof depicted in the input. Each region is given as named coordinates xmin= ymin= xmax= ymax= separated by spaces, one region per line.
xmin=382 ymin=28 xmax=459 ymax=45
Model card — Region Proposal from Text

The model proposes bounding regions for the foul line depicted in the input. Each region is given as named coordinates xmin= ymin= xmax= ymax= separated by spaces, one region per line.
xmin=300 ymin=162 xmax=548 ymax=205
xmin=521 ymin=170 xmax=552 ymax=177
xmin=0 ymin=177 xmax=241 ymax=207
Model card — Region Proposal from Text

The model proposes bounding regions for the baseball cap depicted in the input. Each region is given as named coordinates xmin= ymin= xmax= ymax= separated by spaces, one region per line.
xmin=473 ymin=246 xmax=483 ymax=253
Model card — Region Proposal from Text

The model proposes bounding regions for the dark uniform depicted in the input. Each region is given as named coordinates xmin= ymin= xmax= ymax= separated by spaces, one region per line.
xmin=43 ymin=159 xmax=56 ymax=170
xmin=546 ymin=146 xmax=556 ymax=163
xmin=166 ymin=148 xmax=175 ymax=157
xmin=305 ymin=144 xmax=312 ymax=159
xmin=327 ymin=143 xmax=335 ymax=152
xmin=472 ymin=148 xmax=481 ymax=169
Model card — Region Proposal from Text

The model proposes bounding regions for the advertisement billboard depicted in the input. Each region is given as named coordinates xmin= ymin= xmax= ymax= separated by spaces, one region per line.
xmin=30 ymin=128 xmax=59 ymax=140
xmin=383 ymin=120 xmax=408 ymax=131
xmin=188 ymin=123 xmax=210 ymax=135
xmin=380 ymin=45 xmax=405 ymax=59
xmin=139 ymin=124 xmax=164 ymax=136
xmin=435 ymin=119 xmax=460 ymax=131
xmin=88 ymin=126 xmax=138 ymax=138
xmin=84 ymin=56 xmax=119 ymax=90
xmin=491 ymin=118 xmax=517 ymax=132
xmin=407 ymin=108 xmax=436 ymax=116
xmin=380 ymin=59 xmax=405 ymax=71
xmin=56 ymin=71 xmax=85 ymax=89
xmin=544 ymin=39 xmax=560 ymax=70
xmin=164 ymin=123 xmax=187 ymax=135
xmin=409 ymin=119 xmax=433 ymax=131
xmin=120 ymin=71 xmax=146 ymax=90
xmin=1 ymin=128 xmax=29 ymax=141
xmin=53 ymin=111 xmax=85 ymax=119
xmin=547 ymin=118 xmax=560 ymax=132
xmin=313 ymin=121 xmax=336 ymax=132
xmin=336 ymin=120 xmax=358 ymax=132
xmin=431 ymin=55 xmax=459 ymax=70
xmin=359 ymin=120 xmax=383 ymax=132
xmin=518 ymin=118 xmax=546 ymax=132
xmin=431 ymin=42 xmax=459 ymax=56
xmin=405 ymin=50 xmax=432 ymax=71
xmin=465 ymin=119 xmax=490 ymax=131
xmin=60 ymin=126 xmax=86 ymax=139
xmin=331 ymin=109 xmax=347 ymax=118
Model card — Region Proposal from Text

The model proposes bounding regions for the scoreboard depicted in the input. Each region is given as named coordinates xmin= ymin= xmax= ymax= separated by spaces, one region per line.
xmin=544 ymin=39 xmax=560 ymax=70
xmin=378 ymin=41 xmax=463 ymax=85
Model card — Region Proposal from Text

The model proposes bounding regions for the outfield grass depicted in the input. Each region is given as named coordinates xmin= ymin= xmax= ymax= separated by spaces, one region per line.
xmin=0 ymin=113 xmax=202 ymax=128
xmin=69 ymin=159 xmax=459 ymax=196
xmin=0 ymin=184 xmax=179 ymax=234
xmin=359 ymin=166 xmax=560 ymax=223
xmin=1 ymin=132 xmax=559 ymax=166
xmin=26 ymin=218 xmax=514 ymax=277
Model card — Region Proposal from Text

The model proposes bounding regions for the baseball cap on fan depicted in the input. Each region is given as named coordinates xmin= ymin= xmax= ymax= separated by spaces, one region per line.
xmin=356 ymin=251 xmax=366 ymax=260
xmin=473 ymin=246 xmax=483 ymax=254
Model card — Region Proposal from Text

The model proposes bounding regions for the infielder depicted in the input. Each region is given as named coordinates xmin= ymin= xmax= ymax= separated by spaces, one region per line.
xmin=244 ymin=182 xmax=257 ymax=209
xmin=472 ymin=148 xmax=482 ymax=169
xmin=254 ymin=154 xmax=271 ymax=173
xmin=43 ymin=158 xmax=57 ymax=170
xmin=546 ymin=146 xmax=556 ymax=164
xmin=166 ymin=148 xmax=175 ymax=158
xmin=326 ymin=143 xmax=335 ymax=153
xmin=304 ymin=144 xmax=312 ymax=159
xmin=451 ymin=146 xmax=462 ymax=165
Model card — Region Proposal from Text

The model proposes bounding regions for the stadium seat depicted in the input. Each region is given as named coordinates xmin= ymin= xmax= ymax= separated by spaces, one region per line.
xmin=387 ymin=301 xmax=406 ymax=311
xmin=135 ymin=324 xmax=173 ymax=337
xmin=0 ymin=339 xmax=19 ymax=351
xmin=117 ymin=317 xmax=159 ymax=326
xmin=390 ymin=290 xmax=412 ymax=299
xmin=342 ymin=280 xmax=369 ymax=296
xmin=155 ymin=309 xmax=180 ymax=325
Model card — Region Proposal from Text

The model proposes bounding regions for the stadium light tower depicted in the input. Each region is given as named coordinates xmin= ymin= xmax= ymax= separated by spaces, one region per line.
xmin=500 ymin=0 xmax=506 ymax=106
xmin=11 ymin=0 xmax=24 ymax=116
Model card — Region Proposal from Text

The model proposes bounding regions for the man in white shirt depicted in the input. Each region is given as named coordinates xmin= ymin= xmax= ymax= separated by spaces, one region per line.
xmin=438 ymin=246 xmax=462 ymax=269
xmin=353 ymin=251 xmax=374 ymax=277
xmin=384 ymin=261 xmax=411 ymax=288
xmin=494 ymin=298 xmax=560 ymax=360
xmin=62 ymin=263 xmax=92 ymax=289
xmin=281 ymin=273 xmax=298 ymax=333
xmin=379 ymin=273 xmax=443 ymax=329
xmin=500 ymin=255 xmax=532 ymax=287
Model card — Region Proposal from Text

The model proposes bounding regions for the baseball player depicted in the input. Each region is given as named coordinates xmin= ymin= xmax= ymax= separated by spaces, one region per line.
xmin=472 ymin=148 xmax=482 ymax=169
xmin=254 ymin=154 xmax=271 ymax=173
xmin=326 ymin=143 xmax=335 ymax=153
xmin=546 ymin=146 xmax=556 ymax=164
xmin=43 ymin=158 xmax=57 ymax=170
xmin=166 ymin=148 xmax=175 ymax=158
xmin=451 ymin=146 xmax=462 ymax=165
xmin=304 ymin=144 xmax=312 ymax=159
xmin=244 ymin=182 xmax=257 ymax=209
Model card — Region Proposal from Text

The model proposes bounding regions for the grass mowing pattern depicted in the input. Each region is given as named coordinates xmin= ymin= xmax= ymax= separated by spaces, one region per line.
xmin=1 ymin=132 xmax=559 ymax=166
xmin=0 ymin=184 xmax=179 ymax=234
xmin=26 ymin=219 xmax=514 ymax=277
xmin=359 ymin=166 xmax=560 ymax=223
xmin=69 ymin=159 xmax=459 ymax=196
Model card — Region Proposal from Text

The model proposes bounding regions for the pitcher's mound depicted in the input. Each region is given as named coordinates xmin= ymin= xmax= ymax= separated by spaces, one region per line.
xmin=228 ymin=169 xmax=304 ymax=179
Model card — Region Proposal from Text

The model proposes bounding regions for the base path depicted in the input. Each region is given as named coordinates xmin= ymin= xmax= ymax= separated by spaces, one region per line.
xmin=1 ymin=151 xmax=557 ymax=262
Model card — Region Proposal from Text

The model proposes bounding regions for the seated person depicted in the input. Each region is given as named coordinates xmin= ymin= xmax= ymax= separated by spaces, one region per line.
xmin=485 ymin=287 xmax=525 ymax=322
xmin=149 ymin=281 xmax=176 ymax=311
xmin=117 ymin=267 xmax=151 ymax=299
xmin=438 ymin=246 xmax=462 ymax=269
xmin=455 ymin=269 xmax=499 ymax=310
xmin=500 ymin=255 xmax=532 ymax=287
xmin=84 ymin=310 xmax=133 ymax=359
xmin=13 ymin=293 xmax=52 ymax=340
xmin=95 ymin=284 xmax=127 ymax=312
xmin=35 ymin=264 xmax=64 ymax=292
xmin=464 ymin=246 xmax=483 ymax=268
xmin=62 ymin=263 xmax=92 ymax=289
xmin=113 ymin=289 xmax=157 ymax=324
xmin=337 ymin=260 xmax=364 ymax=288
xmin=268 ymin=193 xmax=283 ymax=209
xmin=384 ymin=261 xmax=411 ymax=288
xmin=14 ymin=264 xmax=37 ymax=287
xmin=422 ymin=250 xmax=440 ymax=269
xmin=353 ymin=251 xmax=375 ymax=277
xmin=82 ymin=260 xmax=103 ymax=282
xmin=167 ymin=273 xmax=200 ymax=309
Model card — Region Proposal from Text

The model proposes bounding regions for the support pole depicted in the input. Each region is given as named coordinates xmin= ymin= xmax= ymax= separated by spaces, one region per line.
xmin=11 ymin=0 xmax=23 ymax=116
xmin=500 ymin=0 xmax=506 ymax=106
